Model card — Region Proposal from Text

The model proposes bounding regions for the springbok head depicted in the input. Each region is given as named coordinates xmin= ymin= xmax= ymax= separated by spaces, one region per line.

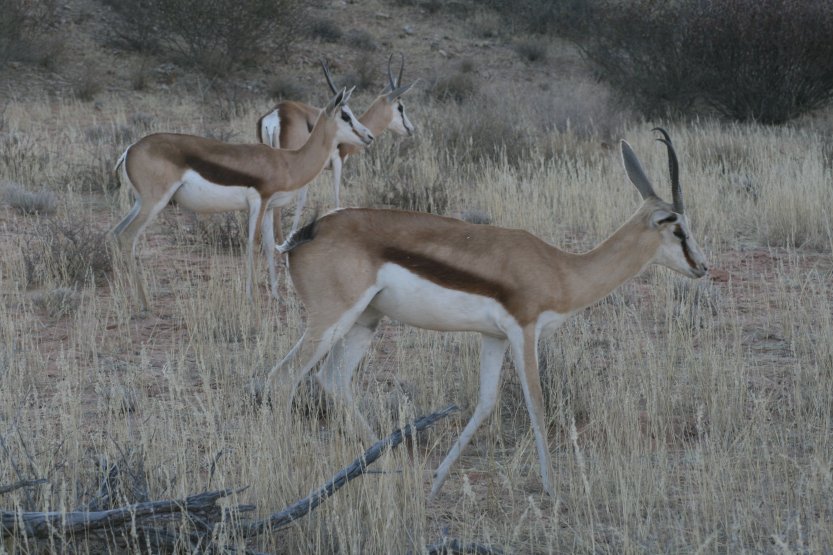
xmin=381 ymin=53 xmax=417 ymax=136
xmin=321 ymin=59 xmax=374 ymax=147
xmin=621 ymin=128 xmax=708 ymax=278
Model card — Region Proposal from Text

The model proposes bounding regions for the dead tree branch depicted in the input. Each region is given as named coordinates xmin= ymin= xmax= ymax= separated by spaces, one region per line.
xmin=0 ymin=405 xmax=459 ymax=552
xmin=245 ymin=404 xmax=459 ymax=536
xmin=0 ymin=479 xmax=48 ymax=496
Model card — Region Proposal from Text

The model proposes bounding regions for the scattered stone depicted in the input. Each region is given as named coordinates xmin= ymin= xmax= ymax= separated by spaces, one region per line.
xmin=403 ymin=24 xmax=414 ymax=35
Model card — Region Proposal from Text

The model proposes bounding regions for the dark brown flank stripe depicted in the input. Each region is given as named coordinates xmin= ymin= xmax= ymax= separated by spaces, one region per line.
xmin=382 ymin=247 xmax=513 ymax=309
xmin=183 ymin=155 xmax=262 ymax=188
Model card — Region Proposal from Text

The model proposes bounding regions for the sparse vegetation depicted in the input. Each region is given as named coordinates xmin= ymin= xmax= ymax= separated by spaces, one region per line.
xmin=2 ymin=2 xmax=833 ymax=553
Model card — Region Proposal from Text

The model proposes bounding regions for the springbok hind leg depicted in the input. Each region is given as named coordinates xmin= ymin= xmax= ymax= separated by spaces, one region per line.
xmin=315 ymin=307 xmax=382 ymax=443
xmin=429 ymin=334 xmax=508 ymax=500
xmin=115 ymin=184 xmax=180 ymax=310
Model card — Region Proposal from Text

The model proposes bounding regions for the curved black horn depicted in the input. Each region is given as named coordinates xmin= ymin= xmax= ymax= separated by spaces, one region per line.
xmin=652 ymin=127 xmax=683 ymax=214
xmin=387 ymin=53 xmax=396 ymax=90
xmin=397 ymin=52 xmax=405 ymax=87
xmin=320 ymin=58 xmax=338 ymax=95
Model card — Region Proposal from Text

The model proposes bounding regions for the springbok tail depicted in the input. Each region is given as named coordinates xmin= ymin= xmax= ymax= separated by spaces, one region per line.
xmin=114 ymin=144 xmax=132 ymax=173
xmin=277 ymin=211 xmax=319 ymax=255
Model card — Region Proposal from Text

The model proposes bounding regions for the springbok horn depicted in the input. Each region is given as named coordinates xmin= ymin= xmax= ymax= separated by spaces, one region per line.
xmin=652 ymin=127 xmax=683 ymax=214
xmin=387 ymin=53 xmax=396 ymax=90
xmin=320 ymin=58 xmax=338 ymax=95
xmin=397 ymin=52 xmax=405 ymax=87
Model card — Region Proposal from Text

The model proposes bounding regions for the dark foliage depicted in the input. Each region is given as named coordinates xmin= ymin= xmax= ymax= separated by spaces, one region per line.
xmin=0 ymin=0 xmax=60 ymax=65
xmin=485 ymin=0 xmax=833 ymax=123
xmin=102 ymin=0 xmax=306 ymax=76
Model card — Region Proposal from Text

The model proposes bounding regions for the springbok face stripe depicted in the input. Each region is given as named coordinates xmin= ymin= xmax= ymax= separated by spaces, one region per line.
xmin=674 ymin=224 xmax=697 ymax=269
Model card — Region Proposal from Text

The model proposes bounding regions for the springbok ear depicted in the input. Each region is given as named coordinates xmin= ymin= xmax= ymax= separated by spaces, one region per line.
xmin=342 ymin=86 xmax=356 ymax=105
xmin=387 ymin=80 xmax=417 ymax=101
xmin=650 ymin=209 xmax=678 ymax=229
xmin=325 ymin=88 xmax=346 ymax=116
xmin=621 ymin=140 xmax=658 ymax=200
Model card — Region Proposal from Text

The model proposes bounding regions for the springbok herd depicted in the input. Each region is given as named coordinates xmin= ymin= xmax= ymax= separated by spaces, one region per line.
xmin=110 ymin=56 xmax=708 ymax=499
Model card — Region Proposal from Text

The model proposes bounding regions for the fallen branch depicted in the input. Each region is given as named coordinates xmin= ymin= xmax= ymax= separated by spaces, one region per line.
xmin=245 ymin=404 xmax=459 ymax=536
xmin=0 ymin=479 xmax=48 ymax=496
xmin=0 ymin=405 xmax=459 ymax=551
xmin=0 ymin=488 xmax=246 ymax=539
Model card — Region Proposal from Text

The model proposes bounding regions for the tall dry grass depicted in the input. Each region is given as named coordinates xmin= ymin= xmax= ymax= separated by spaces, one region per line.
xmin=0 ymin=85 xmax=831 ymax=553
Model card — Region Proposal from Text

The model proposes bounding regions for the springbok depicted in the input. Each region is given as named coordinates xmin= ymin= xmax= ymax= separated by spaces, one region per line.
xmin=111 ymin=85 xmax=373 ymax=309
xmin=256 ymin=129 xmax=708 ymax=499
xmin=256 ymin=54 xmax=416 ymax=242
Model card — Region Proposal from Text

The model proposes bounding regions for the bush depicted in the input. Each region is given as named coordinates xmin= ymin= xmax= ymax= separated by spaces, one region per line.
xmin=485 ymin=0 xmax=833 ymax=123
xmin=514 ymin=37 xmax=547 ymax=63
xmin=1 ymin=182 xmax=58 ymax=215
xmin=559 ymin=0 xmax=833 ymax=123
xmin=21 ymin=219 xmax=112 ymax=287
xmin=102 ymin=0 xmax=305 ymax=76
xmin=430 ymin=71 xmax=477 ymax=103
xmin=345 ymin=29 xmax=378 ymax=51
xmin=309 ymin=17 xmax=343 ymax=42
xmin=0 ymin=0 xmax=60 ymax=64
xmin=267 ymin=74 xmax=308 ymax=101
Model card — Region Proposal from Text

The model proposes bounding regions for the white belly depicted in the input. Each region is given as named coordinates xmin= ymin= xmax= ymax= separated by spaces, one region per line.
xmin=173 ymin=170 xmax=257 ymax=213
xmin=261 ymin=111 xmax=281 ymax=147
xmin=371 ymin=263 xmax=514 ymax=336
xmin=266 ymin=190 xmax=298 ymax=209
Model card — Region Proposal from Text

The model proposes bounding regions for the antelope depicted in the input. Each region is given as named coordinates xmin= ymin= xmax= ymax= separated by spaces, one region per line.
xmin=256 ymin=129 xmax=708 ymax=499
xmin=111 ymin=83 xmax=373 ymax=309
xmin=256 ymin=54 xmax=416 ymax=242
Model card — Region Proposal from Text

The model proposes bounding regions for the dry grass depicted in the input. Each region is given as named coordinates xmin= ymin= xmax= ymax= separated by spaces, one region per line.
xmin=0 ymin=81 xmax=832 ymax=554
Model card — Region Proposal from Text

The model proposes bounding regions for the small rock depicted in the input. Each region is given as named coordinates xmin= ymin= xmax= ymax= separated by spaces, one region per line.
xmin=403 ymin=24 xmax=414 ymax=35
xmin=375 ymin=11 xmax=390 ymax=18
xmin=438 ymin=49 xmax=448 ymax=58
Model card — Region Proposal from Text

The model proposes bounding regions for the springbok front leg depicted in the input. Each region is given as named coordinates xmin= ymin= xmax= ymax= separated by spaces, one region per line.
xmin=429 ymin=334 xmax=509 ymax=500
xmin=260 ymin=208 xmax=281 ymax=300
xmin=331 ymin=154 xmax=343 ymax=209
xmin=512 ymin=327 xmax=555 ymax=496
xmin=244 ymin=196 xmax=266 ymax=302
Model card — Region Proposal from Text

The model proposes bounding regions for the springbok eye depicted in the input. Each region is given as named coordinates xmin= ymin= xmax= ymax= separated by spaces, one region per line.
xmin=673 ymin=227 xmax=686 ymax=241
xmin=341 ymin=112 xmax=351 ymax=123
xmin=398 ymin=104 xmax=404 ymax=113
